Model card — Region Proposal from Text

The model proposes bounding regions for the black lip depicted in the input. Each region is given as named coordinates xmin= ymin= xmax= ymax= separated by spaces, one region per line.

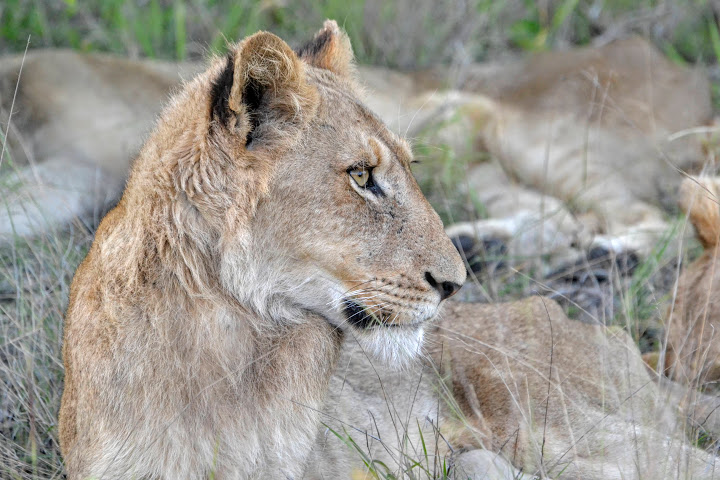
xmin=343 ymin=299 xmax=379 ymax=329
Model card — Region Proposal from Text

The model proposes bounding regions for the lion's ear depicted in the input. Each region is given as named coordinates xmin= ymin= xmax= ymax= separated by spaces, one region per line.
xmin=296 ymin=20 xmax=354 ymax=77
xmin=210 ymin=31 xmax=316 ymax=145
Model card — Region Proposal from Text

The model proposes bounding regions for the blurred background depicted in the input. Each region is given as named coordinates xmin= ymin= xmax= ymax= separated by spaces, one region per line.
xmin=2 ymin=1 xmax=720 ymax=71
xmin=4 ymin=1 xmax=720 ymax=106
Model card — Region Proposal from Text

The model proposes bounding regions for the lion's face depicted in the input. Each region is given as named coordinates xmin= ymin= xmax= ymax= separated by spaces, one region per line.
xmin=208 ymin=23 xmax=464 ymax=364
xmin=255 ymin=75 xmax=465 ymax=361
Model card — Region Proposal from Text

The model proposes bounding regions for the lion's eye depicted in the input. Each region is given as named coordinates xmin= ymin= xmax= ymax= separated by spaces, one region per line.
xmin=349 ymin=168 xmax=370 ymax=188
xmin=348 ymin=165 xmax=384 ymax=197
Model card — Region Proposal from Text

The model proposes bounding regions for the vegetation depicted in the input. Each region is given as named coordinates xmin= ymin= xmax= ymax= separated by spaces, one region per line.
xmin=1 ymin=0 xmax=720 ymax=69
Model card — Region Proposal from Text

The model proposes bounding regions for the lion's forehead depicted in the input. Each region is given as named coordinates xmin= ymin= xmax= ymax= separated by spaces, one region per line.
xmin=307 ymin=69 xmax=413 ymax=166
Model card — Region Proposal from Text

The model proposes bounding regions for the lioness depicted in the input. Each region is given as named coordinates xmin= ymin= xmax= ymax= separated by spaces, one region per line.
xmin=0 ymin=50 xmax=200 ymax=239
xmin=60 ymin=23 xmax=717 ymax=479
xmin=59 ymin=21 xmax=467 ymax=478
xmin=366 ymin=37 xmax=713 ymax=265
xmin=666 ymin=176 xmax=720 ymax=389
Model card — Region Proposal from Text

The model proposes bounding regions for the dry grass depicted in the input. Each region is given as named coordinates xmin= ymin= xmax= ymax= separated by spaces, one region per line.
xmin=0 ymin=228 xmax=94 ymax=479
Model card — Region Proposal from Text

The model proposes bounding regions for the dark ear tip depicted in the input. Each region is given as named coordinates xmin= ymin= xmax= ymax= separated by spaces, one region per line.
xmin=296 ymin=19 xmax=354 ymax=77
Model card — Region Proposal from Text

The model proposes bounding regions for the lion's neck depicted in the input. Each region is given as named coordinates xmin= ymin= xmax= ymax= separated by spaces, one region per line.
xmin=152 ymin=290 xmax=345 ymax=397
xmin=188 ymin=304 xmax=346 ymax=475
xmin=117 ymin=289 xmax=345 ymax=475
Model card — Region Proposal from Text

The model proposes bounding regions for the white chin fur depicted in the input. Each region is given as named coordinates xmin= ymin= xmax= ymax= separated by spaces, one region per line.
xmin=353 ymin=326 xmax=426 ymax=370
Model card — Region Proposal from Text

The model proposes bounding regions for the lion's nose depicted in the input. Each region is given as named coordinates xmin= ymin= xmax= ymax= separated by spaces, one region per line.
xmin=424 ymin=271 xmax=462 ymax=300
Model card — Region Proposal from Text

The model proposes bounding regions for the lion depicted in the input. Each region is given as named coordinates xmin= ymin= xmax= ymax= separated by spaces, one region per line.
xmin=58 ymin=22 xmax=718 ymax=479
xmin=309 ymin=297 xmax=718 ymax=479
xmin=59 ymin=21 xmax=467 ymax=479
xmin=665 ymin=176 xmax=720 ymax=389
xmin=0 ymin=50 xmax=200 ymax=240
xmin=362 ymin=38 xmax=713 ymax=269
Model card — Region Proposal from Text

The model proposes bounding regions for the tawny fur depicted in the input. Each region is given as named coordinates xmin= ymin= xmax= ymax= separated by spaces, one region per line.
xmin=59 ymin=23 xmax=466 ymax=479
xmin=666 ymin=176 xmax=720 ymax=388
xmin=302 ymin=297 xmax=718 ymax=479
xmin=0 ymin=51 xmax=201 ymax=239
xmin=363 ymin=37 xmax=712 ymax=264
xmin=432 ymin=299 xmax=716 ymax=479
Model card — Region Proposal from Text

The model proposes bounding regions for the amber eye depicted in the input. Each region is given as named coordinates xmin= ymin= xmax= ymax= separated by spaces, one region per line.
xmin=349 ymin=168 xmax=370 ymax=188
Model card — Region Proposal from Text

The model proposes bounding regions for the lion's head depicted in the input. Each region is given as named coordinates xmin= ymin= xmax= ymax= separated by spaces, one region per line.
xmin=121 ymin=21 xmax=465 ymax=365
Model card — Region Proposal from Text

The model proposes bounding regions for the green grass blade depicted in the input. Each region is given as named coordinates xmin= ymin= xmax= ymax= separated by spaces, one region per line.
xmin=551 ymin=0 xmax=580 ymax=33
xmin=708 ymin=18 xmax=720 ymax=65
xmin=174 ymin=0 xmax=186 ymax=60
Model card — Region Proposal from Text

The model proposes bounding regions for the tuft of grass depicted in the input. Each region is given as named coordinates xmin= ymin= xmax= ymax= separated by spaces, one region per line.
xmin=324 ymin=422 xmax=454 ymax=480
xmin=1 ymin=230 xmax=94 ymax=479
